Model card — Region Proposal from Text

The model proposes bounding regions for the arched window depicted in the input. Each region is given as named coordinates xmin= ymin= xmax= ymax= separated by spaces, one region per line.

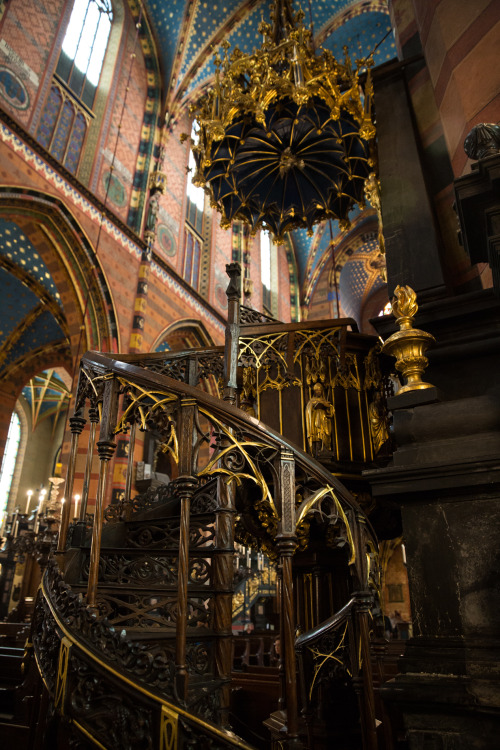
xmin=183 ymin=124 xmax=206 ymax=291
xmin=186 ymin=124 xmax=206 ymax=234
xmin=36 ymin=0 xmax=113 ymax=174
xmin=260 ymin=231 xmax=272 ymax=314
xmin=57 ymin=0 xmax=113 ymax=108
xmin=0 ymin=412 xmax=21 ymax=527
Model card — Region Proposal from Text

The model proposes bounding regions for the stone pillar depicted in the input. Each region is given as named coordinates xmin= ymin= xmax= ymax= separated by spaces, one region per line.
xmin=406 ymin=0 xmax=500 ymax=179
xmin=368 ymin=290 xmax=500 ymax=749
xmin=373 ymin=64 xmax=447 ymax=300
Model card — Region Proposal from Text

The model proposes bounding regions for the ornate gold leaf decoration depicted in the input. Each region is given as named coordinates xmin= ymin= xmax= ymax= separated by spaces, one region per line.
xmin=197 ymin=409 xmax=278 ymax=518
xmin=187 ymin=0 xmax=376 ymax=241
xmin=295 ymin=485 xmax=355 ymax=565
xmin=382 ymin=285 xmax=436 ymax=395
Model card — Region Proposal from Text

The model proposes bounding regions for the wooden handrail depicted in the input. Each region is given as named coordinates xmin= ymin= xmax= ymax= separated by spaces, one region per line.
xmin=295 ymin=596 xmax=357 ymax=649
xmin=37 ymin=569 xmax=255 ymax=750
xmin=80 ymin=349 xmax=377 ymax=545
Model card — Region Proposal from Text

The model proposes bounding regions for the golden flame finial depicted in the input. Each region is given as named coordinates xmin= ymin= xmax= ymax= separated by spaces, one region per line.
xmin=382 ymin=286 xmax=436 ymax=395
xmin=391 ymin=285 xmax=417 ymax=325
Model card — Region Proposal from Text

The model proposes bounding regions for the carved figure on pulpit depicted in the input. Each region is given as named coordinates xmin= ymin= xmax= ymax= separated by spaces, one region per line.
xmin=305 ymin=382 xmax=334 ymax=452
xmin=368 ymin=390 xmax=389 ymax=455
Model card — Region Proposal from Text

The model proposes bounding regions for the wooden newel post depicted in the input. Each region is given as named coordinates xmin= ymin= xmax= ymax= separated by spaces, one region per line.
xmin=86 ymin=378 xmax=119 ymax=612
xmin=353 ymin=590 xmax=378 ymax=750
xmin=276 ymin=448 xmax=302 ymax=749
xmin=57 ymin=410 xmax=86 ymax=555
xmin=223 ymin=262 xmax=241 ymax=405
xmin=124 ymin=420 xmax=137 ymax=502
xmin=80 ymin=405 xmax=100 ymax=521
xmin=214 ymin=474 xmax=237 ymax=727
xmin=175 ymin=397 xmax=197 ymax=704
xmin=350 ymin=510 xmax=378 ymax=750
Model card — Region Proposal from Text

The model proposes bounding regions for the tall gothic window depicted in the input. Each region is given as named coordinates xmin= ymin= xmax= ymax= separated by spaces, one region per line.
xmin=261 ymin=231 xmax=272 ymax=313
xmin=36 ymin=0 xmax=113 ymax=174
xmin=183 ymin=124 xmax=205 ymax=290
xmin=0 ymin=412 xmax=21 ymax=526
xmin=57 ymin=0 xmax=113 ymax=108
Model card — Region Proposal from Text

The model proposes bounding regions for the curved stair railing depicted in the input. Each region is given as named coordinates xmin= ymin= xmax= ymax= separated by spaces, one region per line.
xmin=33 ymin=561 xmax=254 ymax=750
xmin=26 ymin=344 xmax=381 ymax=750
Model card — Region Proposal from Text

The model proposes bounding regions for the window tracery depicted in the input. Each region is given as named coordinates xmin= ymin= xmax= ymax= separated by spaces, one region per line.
xmin=36 ymin=0 xmax=113 ymax=175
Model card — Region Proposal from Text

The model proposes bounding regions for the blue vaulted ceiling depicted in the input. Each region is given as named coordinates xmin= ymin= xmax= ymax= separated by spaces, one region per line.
xmin=144 ymin=0 xmax=395 ymax=118
xmin=143 ymin=0 xmax=395 ymax=299
xmin=0 ymin=219 xmax=68 ymax=383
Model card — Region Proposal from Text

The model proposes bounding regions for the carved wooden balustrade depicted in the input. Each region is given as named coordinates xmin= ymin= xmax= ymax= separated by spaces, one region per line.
xmin=28 ymin=343 xmax=380 ymax=750
xmin=295 ymin=593 xmax=378 ymax=750
xmin=225 ymin=262 xmax=392 ymax=487
xmin=236 ymin=319 xmax=390 ymax=479
xmin=33 ymin=560 xmax=254 ymax=750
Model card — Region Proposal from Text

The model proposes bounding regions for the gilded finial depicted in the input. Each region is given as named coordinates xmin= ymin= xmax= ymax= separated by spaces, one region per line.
xmin=391 ymin=285 xmax=417 ymax=324
xmin=382 ymin=285 xmax=436 ymax=395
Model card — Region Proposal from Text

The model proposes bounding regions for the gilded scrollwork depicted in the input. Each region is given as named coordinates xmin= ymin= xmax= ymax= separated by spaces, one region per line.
xmin=115 ymin=377 xmax=178 ymax=438
xmin=307 ymin=622 xmax=351 ymax=701
xmin=368 ymin=390 xmax=390 ymax=456
xmin=198 ymin=411 xmax=279 ymax=520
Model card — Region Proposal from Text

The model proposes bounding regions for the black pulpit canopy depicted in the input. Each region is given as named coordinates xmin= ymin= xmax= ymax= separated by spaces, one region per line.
xmin=188 ymin=0 xmax=377 ymax=243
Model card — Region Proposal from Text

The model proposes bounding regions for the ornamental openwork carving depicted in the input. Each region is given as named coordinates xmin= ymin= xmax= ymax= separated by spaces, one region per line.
xmin=68 ymin=653 xmax=154 ymax=750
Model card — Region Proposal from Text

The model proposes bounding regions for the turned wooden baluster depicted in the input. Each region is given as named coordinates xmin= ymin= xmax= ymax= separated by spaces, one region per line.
xmin=223 ymin=262 xmax=241 ymax=405
xmin=175 ymin=396 xmax=197 ymax=703
xmin=276 ymin=448 xmax=302 ymax=749
xmin=57 ymin=409 xmax=86 ymax=554
xmin=214 ymin=473 xmax=237 ymax=727
xmin=86 ymin=377 xmax=119 ymax=612
xmin=80 ymin=405 xmax=99 ymax=521
xmin=124 ymin=420 xmax=137 ymax=502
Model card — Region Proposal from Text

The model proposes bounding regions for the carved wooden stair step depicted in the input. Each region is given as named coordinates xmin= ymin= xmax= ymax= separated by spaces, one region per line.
xmin=77 ymin=547 xmax=216 ymax=585
xmin=103 ymin=478 xmax=218 ymax=527
xmin=68 ymin=583 xmax=218 ymax=633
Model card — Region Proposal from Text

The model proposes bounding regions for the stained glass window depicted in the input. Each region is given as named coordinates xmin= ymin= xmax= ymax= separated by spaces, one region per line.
xmin=183 ymin=227 xmax=201 ymax=290
xmin=37 ymin=0 xmax=113 ymax=174
xmin=186 ymin=124 xmax=205 ymax=235
xmin=57 ymin=0 xmax=113 ymax=108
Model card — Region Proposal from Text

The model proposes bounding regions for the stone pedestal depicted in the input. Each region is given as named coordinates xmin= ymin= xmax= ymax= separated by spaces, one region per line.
xmin=367 ymin=290 xmax=500 ymax=748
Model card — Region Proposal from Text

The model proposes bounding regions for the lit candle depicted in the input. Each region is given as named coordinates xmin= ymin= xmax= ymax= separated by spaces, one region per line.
xmin=38 ymin=488 xmax=47 ymax=513
xmin=74 ymin=494 xmax=80 ymax=520
xmin=25 ymin=489 xmax=33 ymax=514
xmin=11 ymin=510 xmax=19 ymax=538
xmin=33 ymin=509 xmax=40 ymax=535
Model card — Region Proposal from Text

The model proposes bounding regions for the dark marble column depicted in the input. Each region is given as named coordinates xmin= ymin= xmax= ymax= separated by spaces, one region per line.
xmin=368 ymin=290 xmax=500 ymax=749
xmin=373 ymin=64 xmax=447 ymax=300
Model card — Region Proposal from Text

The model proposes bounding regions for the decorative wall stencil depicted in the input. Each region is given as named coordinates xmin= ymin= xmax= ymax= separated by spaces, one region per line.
xmin=150 ymin=260 xmax=225 ymax=338
xmin=157 ymin=223 xmax=176 ymax=257
xmin=103 ymin=170 xmax=126 ymax=207
xmin=0 ymin=67 xmax=29 ymax=110
xmin=215 ymin=283 xmax=228 ymax=310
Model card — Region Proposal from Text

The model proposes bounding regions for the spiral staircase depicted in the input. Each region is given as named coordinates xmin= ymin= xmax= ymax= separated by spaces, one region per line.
xmin=0 ymin=265 xmax=395 ymax=750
